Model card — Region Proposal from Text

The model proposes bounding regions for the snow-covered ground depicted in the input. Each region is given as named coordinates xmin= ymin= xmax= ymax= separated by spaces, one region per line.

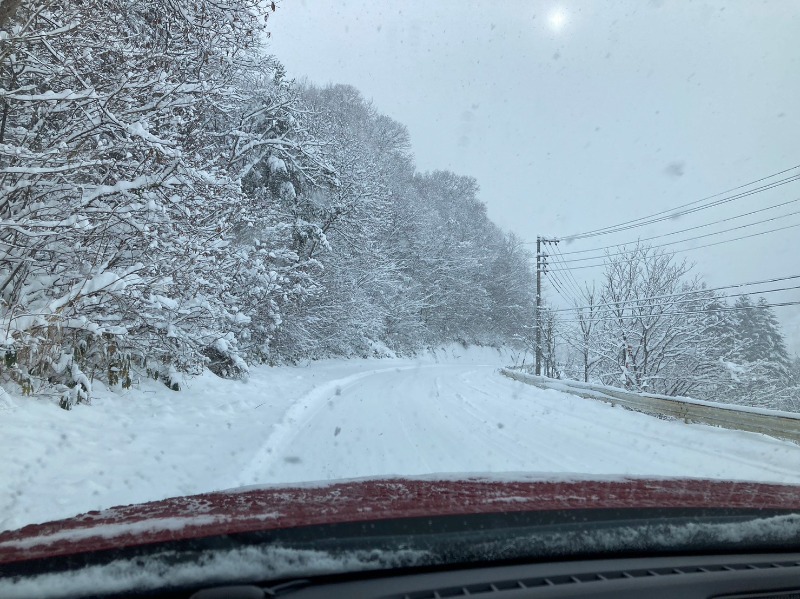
xmin=2 ymin=345 xmax=799 ymax=533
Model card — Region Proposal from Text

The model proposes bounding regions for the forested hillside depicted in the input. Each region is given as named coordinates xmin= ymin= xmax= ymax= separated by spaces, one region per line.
xmin=0 ymin=0 xmax=535 ymax=406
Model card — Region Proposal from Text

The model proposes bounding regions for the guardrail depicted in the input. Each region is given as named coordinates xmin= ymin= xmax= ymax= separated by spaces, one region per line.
xmin=500 ymin=368 xmax=800 ymax=444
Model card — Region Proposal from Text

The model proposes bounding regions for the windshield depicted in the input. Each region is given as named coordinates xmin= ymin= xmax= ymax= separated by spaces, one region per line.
xmin=1 ymin=0 xmax=799 ymax=561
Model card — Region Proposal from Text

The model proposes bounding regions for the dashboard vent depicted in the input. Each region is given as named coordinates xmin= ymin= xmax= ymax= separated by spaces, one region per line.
xmin=391 ymin=559 xmax=800 ymax=599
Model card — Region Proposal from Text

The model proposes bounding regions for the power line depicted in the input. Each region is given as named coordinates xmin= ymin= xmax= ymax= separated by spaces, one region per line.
xmin=550 ymin=283 xmax=800 ymax=321
xmin=550 ymin=242 xmax=587 ymax=299
xmin=561 ymin=164 xmax=800 ymax=241
xmin=545 ymin=244 xmax=584 ymax=301
xmin=565 ymin=173 xmax=800 ymax=240
xmin=541 ymin=252 xmax=571 ymax=299
xmin=535 ymin=238 xmax=580 ymax=306
xmin=559 ymin=196 xmax=800 ymax=256
xmin=551 ymin=298 xmax=800 ymax=325
xmin=558 ymin=208 xmax=800 ymax=264
xmin=546 ymin=220 xmax=800 ymax=273
xmin=546 ymin=274 xmax=800 ymax=313
xmin=543 ymin=250 xmax=581 ymax=305
xmin=545 ymin=272 xmax=578 ymax=306
xmin=545 ymin=267 xmax=574 ymax=302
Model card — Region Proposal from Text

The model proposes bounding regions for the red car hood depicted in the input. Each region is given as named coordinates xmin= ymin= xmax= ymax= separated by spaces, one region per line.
xmin=2 ymin=476 xmax=799 ymax=565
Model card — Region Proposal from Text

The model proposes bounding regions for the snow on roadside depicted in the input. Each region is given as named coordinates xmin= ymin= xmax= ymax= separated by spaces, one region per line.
xmin=0 ymin=345 xmax=510 ymax=533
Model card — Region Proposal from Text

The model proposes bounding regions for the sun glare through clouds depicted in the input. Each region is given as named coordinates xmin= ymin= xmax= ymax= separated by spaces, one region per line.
xmin=547 ymin=6 xmax=568 ymax=33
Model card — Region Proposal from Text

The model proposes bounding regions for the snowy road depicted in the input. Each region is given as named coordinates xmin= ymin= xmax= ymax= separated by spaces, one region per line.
xmin=238 ymin=362 xmax=800 ymax=486
xmin=3 ymin=346 xmax=800 ymax=532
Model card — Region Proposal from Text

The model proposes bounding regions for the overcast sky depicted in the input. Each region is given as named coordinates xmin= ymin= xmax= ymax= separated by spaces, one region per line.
xmin=267 ymin=0 xmax=800 ymax=352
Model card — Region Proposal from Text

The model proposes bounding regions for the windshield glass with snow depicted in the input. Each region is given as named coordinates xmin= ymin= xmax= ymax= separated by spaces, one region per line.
xmin=1 ymin=0 xmax=799 ymax=541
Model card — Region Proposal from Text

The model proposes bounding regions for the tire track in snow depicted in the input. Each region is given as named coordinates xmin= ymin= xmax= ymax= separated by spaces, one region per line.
xmin=418 ymin=366 xmax=575 ymax=473
xmin=236 ymin=365 xmax=433 ymax=486
xmin=452 ymin=391 xmax=575 ymax=472
xmin=393 ymin=397 xmax=437 ymax=474
xmin=449 ymin=368 xmax=585 ymax=471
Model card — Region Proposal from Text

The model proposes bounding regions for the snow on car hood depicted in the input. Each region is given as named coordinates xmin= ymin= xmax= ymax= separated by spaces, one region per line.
xmin=2 ymin=474 xmax=800 ymax=566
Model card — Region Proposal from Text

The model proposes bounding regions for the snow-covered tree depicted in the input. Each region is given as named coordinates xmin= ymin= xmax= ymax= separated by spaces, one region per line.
xmin=709 ymin=295 xmax=796 ymax=409
xmin=590 ymin=244 xmax=725 ymax=396
xmin=268 ymin=83 xmax=414 ymax=358
xmin=562 ymin=283 xmax=602 ymax=383
xmin=0 ymin=0 xmax=280 ymax=402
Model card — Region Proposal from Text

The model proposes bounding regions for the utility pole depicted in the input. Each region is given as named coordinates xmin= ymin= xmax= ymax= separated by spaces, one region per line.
xmin=535 ymin=236 xmax=559 ymax=376
xmin=535 ymin=237 xmax=542 ymax=375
